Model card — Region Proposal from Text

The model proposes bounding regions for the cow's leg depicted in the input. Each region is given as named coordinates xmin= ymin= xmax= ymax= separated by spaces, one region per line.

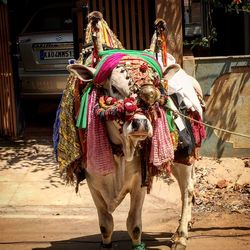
xmin=171 ymin=163 xmax=196 ymax=250
xmin=126 ymin=185 xmax=146 ymax=250
xmin=98 ymin=209 xmax=114 ymax=250
xmin=87 ymin=180 xmax=114 ymax=250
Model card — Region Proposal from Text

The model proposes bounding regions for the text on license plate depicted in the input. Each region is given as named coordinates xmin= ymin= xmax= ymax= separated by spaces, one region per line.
xmin=40 ymin=50 xmax=74 ymax=60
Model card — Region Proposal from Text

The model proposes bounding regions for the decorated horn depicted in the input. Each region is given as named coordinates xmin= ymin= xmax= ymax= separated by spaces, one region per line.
xmin=149 ymin=18 xmax=167 ymax=52
xmin=150 ymin=18 xmax=168 ymax=67
xmin=154 ymin=18 xmax=167 ymax=33
xmin=88 ymin=11 xmax=104 ymax=53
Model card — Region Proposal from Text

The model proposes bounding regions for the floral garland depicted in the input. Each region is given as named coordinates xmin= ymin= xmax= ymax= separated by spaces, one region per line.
xmin=96 ymin=95 xmax=138 ymax=124
xmin=95 ymin=93 xmax=169 ymax=128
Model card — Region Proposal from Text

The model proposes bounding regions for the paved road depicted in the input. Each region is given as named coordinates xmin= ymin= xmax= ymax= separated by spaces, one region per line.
xmin=0 ymin=137 xmax=249 ymax=250
xmin=1 ymin=208 xmax=250 ymax=250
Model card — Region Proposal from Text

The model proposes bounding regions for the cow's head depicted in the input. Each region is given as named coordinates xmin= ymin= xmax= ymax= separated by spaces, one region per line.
xmin=68 ymin=52 xmax=167 ymax=161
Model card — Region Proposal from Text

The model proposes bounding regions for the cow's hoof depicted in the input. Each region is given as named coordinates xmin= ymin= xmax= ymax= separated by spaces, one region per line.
xmin=170 ymin=235 xmax=187 ymax=250
xmin=171 ymin=243 xmax=186 ymax=250
xmin=100 ymin=242 xmax=113 ymax=250
xmin=132 ymin=242 xmax=146 ymax=250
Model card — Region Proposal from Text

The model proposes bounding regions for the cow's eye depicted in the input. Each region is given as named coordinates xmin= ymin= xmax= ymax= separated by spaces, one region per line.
xmin=112 ymin=85 xmax=119 ymax=94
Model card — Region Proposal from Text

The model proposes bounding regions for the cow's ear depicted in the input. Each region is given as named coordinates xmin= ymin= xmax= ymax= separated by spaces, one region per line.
xmin=162 ymin=64 xmax=181 ymax=80
xmin=67 ymin=64 xmax=95 ymax=82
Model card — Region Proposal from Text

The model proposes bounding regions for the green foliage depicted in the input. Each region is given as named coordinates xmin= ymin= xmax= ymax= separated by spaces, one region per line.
xmin=184 ymin=0 xmax=249 ymax=49
xmin=184 ymin=28 xmax=217 ymax=50
xmin=211 ymin=0 xmax=250 ymax=13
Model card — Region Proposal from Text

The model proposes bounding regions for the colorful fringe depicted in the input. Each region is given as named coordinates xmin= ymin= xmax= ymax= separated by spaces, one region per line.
xmin=57 ymin=75 xmax=82 ymax=176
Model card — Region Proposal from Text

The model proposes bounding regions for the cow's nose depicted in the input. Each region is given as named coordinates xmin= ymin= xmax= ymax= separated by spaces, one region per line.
xmin=131 ymin=118 xmax=149 ymax=131
xmin=131 ymin=119 xmax=140 ymax=130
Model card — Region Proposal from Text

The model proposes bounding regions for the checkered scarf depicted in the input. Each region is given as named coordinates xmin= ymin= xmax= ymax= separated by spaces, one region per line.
xmin=86 ymin=88 xmax=115 ymax=175
xmin=150 ymin=108 xmax=174 ymax=166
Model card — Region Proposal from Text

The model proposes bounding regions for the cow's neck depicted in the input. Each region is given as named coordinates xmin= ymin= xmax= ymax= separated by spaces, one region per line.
xmin=106 ymin=121 xmax=139 ymax=162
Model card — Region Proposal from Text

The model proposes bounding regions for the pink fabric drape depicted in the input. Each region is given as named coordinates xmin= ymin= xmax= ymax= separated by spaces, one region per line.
xmin=93 ymin=53 xmax=126 ymax=85
xmin=150 ymin=108 xmax=174 ymax=166
xmin=86 ymin=89 xmax=116 ymax=175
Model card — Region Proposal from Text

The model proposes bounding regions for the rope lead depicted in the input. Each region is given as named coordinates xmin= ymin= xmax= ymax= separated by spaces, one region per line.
xmin=165 ymin=105 xmax=250 ymax=139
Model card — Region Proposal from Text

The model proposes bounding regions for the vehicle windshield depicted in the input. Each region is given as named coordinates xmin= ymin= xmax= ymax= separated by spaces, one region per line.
xmin=25 ymin=6 xmax=73 ymax=33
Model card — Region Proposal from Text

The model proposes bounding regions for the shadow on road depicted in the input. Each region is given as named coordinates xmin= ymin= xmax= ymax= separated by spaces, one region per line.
xmin=190 ymin=226 xmax=250 ymax=232
xmin=0 ymin=137 xmax=65 ymax=188
xmin=32 ymin=231 xmax=173 ymax=250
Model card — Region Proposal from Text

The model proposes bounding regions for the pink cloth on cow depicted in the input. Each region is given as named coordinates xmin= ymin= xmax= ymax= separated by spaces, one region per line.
xmin=190 ymin=111 xmax=206 ymax=147
xmin=150 ymin=108 xmax=174 ymax=166
xmin=93 ymin=53 xmax=126 ymax=85
xmin=87 ymin=89 xmax=115 ymax=175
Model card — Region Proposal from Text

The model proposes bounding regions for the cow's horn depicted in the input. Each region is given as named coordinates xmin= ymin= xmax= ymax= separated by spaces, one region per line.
xmin=88 ymin=11 xmax=103 ymax=23
xmin=154 ymin=18 xmax=167 ymax=31
xmin=149 ymin=18 xmax=167 ymax=53
xmin=88 ymin=11 xmax=104 ymax=53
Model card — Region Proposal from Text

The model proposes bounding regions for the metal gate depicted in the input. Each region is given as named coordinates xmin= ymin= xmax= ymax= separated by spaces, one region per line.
xmin=0 ymin=4 xmax=17 ymax=137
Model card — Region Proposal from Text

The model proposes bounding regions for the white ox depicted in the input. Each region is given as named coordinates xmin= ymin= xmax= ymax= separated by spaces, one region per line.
xmin=68 ymin=54 xmax=199 ymax=250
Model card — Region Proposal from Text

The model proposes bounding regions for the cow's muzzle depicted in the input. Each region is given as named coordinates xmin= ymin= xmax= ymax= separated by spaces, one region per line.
xmin=123 ymin=114 xmax=153 ymax=139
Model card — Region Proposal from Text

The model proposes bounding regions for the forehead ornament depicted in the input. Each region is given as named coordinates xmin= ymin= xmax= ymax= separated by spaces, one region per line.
xmin=140 ymin=63 xmax=148 ymax=73
xmin=139 ymin=84 xmax=161 ymax=105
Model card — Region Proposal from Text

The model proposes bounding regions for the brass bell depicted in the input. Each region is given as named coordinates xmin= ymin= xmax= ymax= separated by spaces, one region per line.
xmin=139 ymin=84 xmax=161 ymax=105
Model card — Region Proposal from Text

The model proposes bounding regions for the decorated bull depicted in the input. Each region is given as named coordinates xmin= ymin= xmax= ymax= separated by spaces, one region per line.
xmin=53 ymin=12 xmax=206 ymax=250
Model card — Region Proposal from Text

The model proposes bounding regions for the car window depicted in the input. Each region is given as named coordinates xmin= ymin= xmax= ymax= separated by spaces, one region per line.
xmin=25 ymin=6 xmax=73 ymax=33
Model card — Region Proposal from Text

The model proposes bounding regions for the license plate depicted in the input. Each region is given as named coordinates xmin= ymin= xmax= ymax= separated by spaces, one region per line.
xmin=40 ymin=50 xmax=74 ymax=60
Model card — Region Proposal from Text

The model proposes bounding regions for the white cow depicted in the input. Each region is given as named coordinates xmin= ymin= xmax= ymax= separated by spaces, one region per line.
xmin=67 ymin=53 xmax=199 ymax=249
xmin=67 ymin=59 xmax=156 ymax=250
xmin=63 ymin=11 xmax=203 ymax=250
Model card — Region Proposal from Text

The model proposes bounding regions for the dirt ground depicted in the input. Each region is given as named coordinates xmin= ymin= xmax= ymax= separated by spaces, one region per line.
xmin=0 ymin=136 xmax=249 ymax=250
